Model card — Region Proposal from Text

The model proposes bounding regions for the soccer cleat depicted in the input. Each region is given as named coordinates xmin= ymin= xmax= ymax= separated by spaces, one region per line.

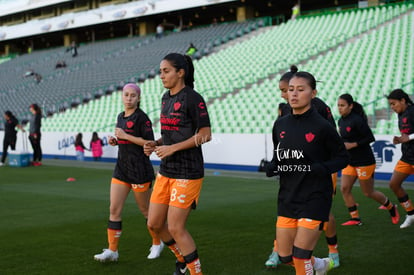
xmin=147 ymin=242 xmax=164 ymax=259
xmin=328 ymin=252 xmax=340 ymax=268
xmin=32 ymin=161 xmax=42 ymax=166
xmin=391 ymin=205 xmax=400 ymax=225
xmin=94 ymin=249 xmax=119 ymax=262
xmin=265 ymin=251 xmax=280 ymax=268
xmin=315 ymin=257 xmax=334 ymax=275
xmin=173 ymin=260 xmax=188 ymax=275
xmin=400 ymin=214 xmax=414 ymax=229
xmin=378 ymin=205 xmax=387 ymax=210
xmin=0 ymin=162 xmax=4 ymax=166
xmin=341 ymin=218 xmax=362 ymax=226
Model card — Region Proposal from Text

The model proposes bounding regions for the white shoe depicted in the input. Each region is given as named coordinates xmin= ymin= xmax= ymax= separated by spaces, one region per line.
xmin=0 ymin=162 xmax=4 ymax=167
xmin=265 ymin=251 xmax=280 ymax=268
xmin=94 ymin=249 xmax=119 ymax=262
xmin=147 ymin=242 xmax=164 ymax=259
xmin=315 ymin=257 xmax=334 ymax=275
xmin=400 ymin=214 xmax=414 ymax=229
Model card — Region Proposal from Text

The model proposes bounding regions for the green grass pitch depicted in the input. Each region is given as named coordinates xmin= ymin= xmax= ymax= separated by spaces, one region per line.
xmin=1 ymin=160 xmax=413 ymax=274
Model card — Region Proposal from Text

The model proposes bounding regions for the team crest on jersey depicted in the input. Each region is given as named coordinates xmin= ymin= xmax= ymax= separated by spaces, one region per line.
xmin=146 ymin=120 xmax=151 ymax=127
xmin=279 ymin=131 xmax=285 ymax=138
xmin=403 ymin=117 xmax=408 ymax=124
xmin=174 ymin=102 xmax=181 ymax=111
xmin=305 ymin=132 xmax=315 ymax=143
xmin=126 ymin=121 xmax=134 ymax=128
xmin=198 ymin=102 xmax=205 ymax=109
xmin=346 ymin=126 xmax=351 ymax=132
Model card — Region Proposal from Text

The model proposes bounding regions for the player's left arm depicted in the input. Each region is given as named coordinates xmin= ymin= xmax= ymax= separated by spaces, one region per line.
xmin=154 ymin=127 xmax=211 ymax=159
xmin=346 ymin=118 xmax=375 ymax=149
xmin=155 ymin=92 xmax=211 ymax=159
xmin=312 ymin=126 xmax=349 ymax=174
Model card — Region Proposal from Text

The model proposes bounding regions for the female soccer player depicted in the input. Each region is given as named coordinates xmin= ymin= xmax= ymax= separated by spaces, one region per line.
xmin=337 ymin=93 xmax=399 ymax=226
xmin=1 ymin=111 xmax=24 ymax=166
xmin=265 ymin=66 xmax=341 ymax=269
xmin=387 ymin=89 xmax=414 ymax=228
xmin=270 ymin=71 xmax=348 ymax=274
xmin=94 ymin=83 xmax=163 ymax=262
xmin=28 ymin=104 xmax=42 ymax=166
xmin=145 ymin=53 xmax=211 ymax=275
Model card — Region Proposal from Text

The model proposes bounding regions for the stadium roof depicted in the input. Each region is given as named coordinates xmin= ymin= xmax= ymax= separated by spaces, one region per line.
xmin=0 ymin=0 xmax=238 ymax=41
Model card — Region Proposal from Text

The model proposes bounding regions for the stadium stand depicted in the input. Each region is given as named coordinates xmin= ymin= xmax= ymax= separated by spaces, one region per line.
xmin=1 ymin=2 xmax=413 ymax=135
xmin=0 ymin=19 xmax=262 ymax=128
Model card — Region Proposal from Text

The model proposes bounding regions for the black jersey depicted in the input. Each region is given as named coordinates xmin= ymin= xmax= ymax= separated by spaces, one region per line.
xmin=159 ymin=86 xmax=211 ymax=179
xmin=112 ymin=108 xmax=155 ymax=185
xmin=4 ymin=116 xmax=18 ymax=138
xmin=398 ymin=105 xmax=414 ymax=164
xmin=338 ymin=112 xmax=376 ymax=167
xmin=280 ymin=97 xmax=336 ymax=127
xmin=29 ymin=113 xmax=41 ymax=135
xmin=272 ymin=108 xmax=348 ymax=221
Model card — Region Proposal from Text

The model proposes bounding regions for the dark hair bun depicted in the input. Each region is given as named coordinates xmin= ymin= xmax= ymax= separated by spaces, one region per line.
xmin=290 ymin=65 xmax=298 ymax=73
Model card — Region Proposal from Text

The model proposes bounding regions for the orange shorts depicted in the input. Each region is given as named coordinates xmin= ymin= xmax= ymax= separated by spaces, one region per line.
xmin=150 ymin=173 xmax=203 ymax=209
xmin=111 ymin=178 xmax=151 ymax=193
xmin=394 ymin=160 xmax=414 ymax=174
xmin=276 ymin=216 xmax=327 ymax=231
xmin=341 ymin=164 xmax=375 ymax=180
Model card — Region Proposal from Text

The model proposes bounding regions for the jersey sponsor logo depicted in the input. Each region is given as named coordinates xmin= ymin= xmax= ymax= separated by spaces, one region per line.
xmin=161 ymin=125 xmax=179 ymax=131
xmin=279 ymin=131 xmax=286 ymax=139
xmin=346 ymin=126 xmax=351 ymax=132
xmin=305 ymin=132 xmax=315 ymax=143
xmin=126 ymin=121 xmax=134 ymax=128
xmin=174 ymin=102 xmax=181 ymax=111
xmin=160 ymin=117 xmax=181 ymax=125
xmin=117 ymin=140 xmax=132 ymax=144
xmin=401 ymin=128 xmax=410 ymax=134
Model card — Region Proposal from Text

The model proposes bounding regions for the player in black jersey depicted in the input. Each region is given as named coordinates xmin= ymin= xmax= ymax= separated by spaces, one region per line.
xmin=265 ymin=66 xmax=341 ymax=270
xmin=279 ymin=66 xmax=335 ymax=127
xmin=145 ymin=53 xmax=211 ymax=275
xmin=387 ymin=89 xmax=414 ymax=228
xmin=1 ymin=111 xmax=24 ymax=166
xmin=337 ymin=93 xmax=399 ymax=226
xmin=28 ymin=103 xmax=42 ymax=166
xmin=94 ymin=83 xmax=162 ymax=262
xmin=269 ymin=70 xmax=348 ymax=275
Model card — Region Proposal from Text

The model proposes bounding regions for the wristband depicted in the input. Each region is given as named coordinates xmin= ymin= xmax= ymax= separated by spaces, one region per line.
xmin=409 ymin=134 xmax=414 ymax=140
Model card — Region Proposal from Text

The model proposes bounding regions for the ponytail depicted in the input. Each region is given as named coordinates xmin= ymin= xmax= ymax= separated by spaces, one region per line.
xmin=163 ymin=53 xmax=195 ymax=88
xmin=183 ymin=55 xmax=194 ymax=88
xmin=339 ymin=93 xmax=367 ymax=122
xmin=279 ymin=65 xmax=298 ymax=83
